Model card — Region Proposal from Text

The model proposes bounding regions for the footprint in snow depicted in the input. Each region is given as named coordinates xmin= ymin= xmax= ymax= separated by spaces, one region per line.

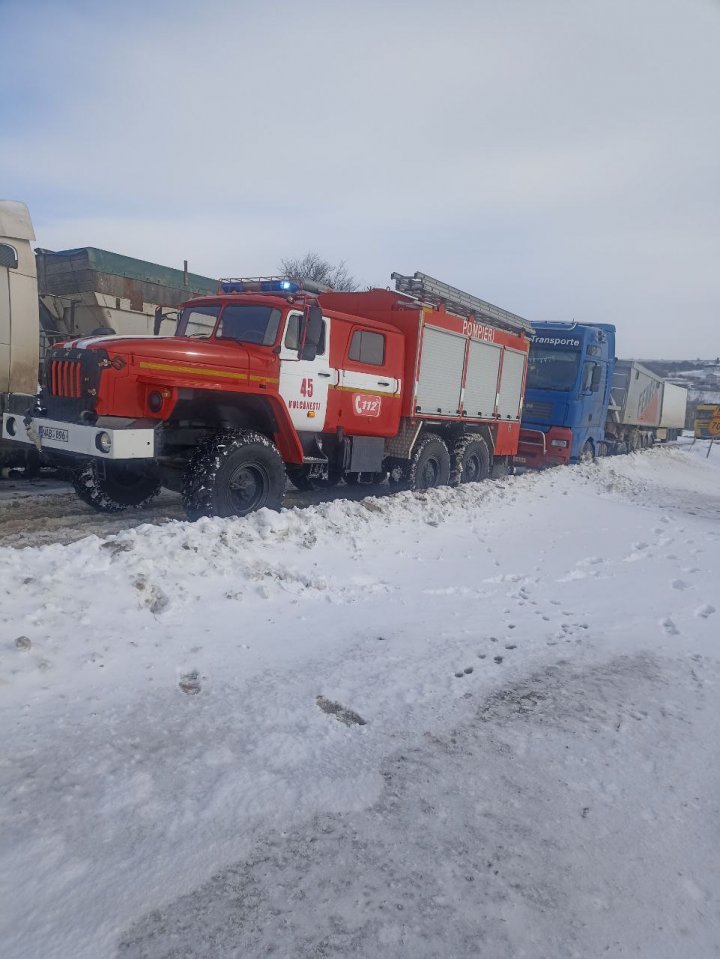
xmin=695 ymin=604 xmax=716 ymax=619
xmin=624 ymin=550 xmax=650 ymax=563
xmin=316 ymin=695 xmax=366 ymax=726
xmin=660 ymin=618 xmax=680 ymax=636
xmin=671 ymin=579 xmax=691 ymax=591
xmin=179 ymin=671 xmax=202 ymax=695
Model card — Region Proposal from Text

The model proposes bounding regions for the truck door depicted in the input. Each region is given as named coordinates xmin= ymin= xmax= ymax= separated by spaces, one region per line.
xmin=278 ymin=310 xmax=337 ymax=432
xmin=581 ymin=360 xmax=605 ymax=419
xmin=338 ymin=326 xmax=403 ymax=436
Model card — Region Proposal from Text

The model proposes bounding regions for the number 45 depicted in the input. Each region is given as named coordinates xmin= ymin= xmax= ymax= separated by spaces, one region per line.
xmin=300 ymin=378 xmax=314 ymax=397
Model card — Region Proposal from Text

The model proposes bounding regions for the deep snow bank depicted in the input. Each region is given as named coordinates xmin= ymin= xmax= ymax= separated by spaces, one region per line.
xmin=1 ymin=444 xmax=719 ymax=959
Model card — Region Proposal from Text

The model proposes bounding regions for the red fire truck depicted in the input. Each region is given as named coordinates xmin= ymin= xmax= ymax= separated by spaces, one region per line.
xmin=2 ymin=271 xmax=531 ymax=519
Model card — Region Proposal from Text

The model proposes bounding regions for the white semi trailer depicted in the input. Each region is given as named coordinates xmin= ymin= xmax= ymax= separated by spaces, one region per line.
xmin=606 ymin=360 xmax=687 ymax=450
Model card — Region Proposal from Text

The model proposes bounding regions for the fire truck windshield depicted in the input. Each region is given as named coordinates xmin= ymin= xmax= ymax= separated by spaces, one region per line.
xmin=176 ymin=305 xmax=220 ymax=338
xmin=176 ymin=304 xmax=282 ymax=346
xmin=217 ymin=305 xmax=282 ymax=346
xmin=526 ymin=348 xmax=581 ymax=391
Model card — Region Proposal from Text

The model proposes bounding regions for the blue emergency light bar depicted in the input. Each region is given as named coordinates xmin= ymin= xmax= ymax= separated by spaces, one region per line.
xmin=219 ymin=277 xmax=301 ymax=295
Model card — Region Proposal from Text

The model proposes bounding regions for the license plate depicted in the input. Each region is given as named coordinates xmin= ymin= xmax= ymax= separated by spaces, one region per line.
xmin=514 ymin=456 xmax=526 ymax=463
xmin=39 ymin=426 xmax=69 ymax=443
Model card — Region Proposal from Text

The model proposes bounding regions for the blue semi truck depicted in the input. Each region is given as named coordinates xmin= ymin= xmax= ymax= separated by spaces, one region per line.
xmin=516 ymin=321 xmax=687 ymax=467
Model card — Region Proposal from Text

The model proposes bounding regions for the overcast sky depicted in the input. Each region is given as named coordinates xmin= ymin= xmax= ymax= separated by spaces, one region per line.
xmin=2 ymin=0 xmax=718 ymax=358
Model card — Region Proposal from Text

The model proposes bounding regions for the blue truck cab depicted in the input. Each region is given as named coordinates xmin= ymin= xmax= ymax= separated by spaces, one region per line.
xmin=517 ymin=322 xmax=616 ymax=466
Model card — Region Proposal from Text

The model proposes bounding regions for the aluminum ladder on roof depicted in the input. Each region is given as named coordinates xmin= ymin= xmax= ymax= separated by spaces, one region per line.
xmin=391 ymin=270 xmax=533 ymax=336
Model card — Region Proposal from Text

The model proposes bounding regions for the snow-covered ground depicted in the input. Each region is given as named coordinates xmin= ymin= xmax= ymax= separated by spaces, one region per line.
xmin=1 ymin=443 xmax=719 ymax=958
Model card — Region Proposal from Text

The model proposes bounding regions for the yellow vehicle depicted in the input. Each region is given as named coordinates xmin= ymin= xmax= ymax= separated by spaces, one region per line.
xmin=694 ymin=404 xmax=720 ymax=439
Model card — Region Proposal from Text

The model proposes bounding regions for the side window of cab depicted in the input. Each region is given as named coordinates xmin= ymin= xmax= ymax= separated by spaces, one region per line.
xmin=347 ymin=329 xmax=386 ymax=366
xmin=284 ymin=313 xmax=327 ymax=356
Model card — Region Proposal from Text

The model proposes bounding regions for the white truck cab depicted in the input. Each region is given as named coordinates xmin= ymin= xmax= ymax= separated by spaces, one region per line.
xmin=0 ymin=200 xmax=41 ymax=467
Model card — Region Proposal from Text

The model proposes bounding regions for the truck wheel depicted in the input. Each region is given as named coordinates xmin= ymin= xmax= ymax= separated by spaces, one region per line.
xmin=405 ymin=433 xmax=451 ymax=491
xmin=72 ymin=460 xmax=161 ymax=513
xmin=579 ymin=441 xmax=595 ymax=464
xmin=451 ymin=436 xmax=490 ymax=485
xmin=182 ymin=430 xmax=286 ymax=520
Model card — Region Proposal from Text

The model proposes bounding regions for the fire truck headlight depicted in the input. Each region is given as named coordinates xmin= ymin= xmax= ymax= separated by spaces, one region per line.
xmin=95 ymin=431 xmax=112 ymax=453
xmin=550 ymin=439 xmax=568 ymax=448
xmin=147 ymin=391 xmax=164 ymax=413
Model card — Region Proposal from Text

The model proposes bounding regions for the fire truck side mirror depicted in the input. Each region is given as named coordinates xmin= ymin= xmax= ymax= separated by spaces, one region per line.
xmin=154 ymin=307 xmax=177 ymax=336
xmin=299 ymin=303 xmax=323 ymax=361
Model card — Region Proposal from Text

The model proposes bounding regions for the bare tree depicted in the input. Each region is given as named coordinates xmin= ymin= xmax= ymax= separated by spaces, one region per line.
xmin=279 ymin=252 xmax=357 ymax=291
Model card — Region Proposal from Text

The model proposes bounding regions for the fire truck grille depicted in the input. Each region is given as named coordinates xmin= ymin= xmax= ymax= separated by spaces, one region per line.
xmin=50 ymin=359 xmax=83 ymax=398
xmin=42 ymin=347 xmax=106 ymax=422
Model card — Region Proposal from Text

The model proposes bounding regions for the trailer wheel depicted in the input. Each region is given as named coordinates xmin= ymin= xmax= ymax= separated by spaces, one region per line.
xmin=579 ymin=441 xmax=595 ymax=464
xmin=72 ymin=459 xmax=161 ymax=513
xmin=450 ymin=436 xmax=490 ymax=485
xmin=397 ymin=433 xmax=450 ymax=491
xmin=182 ymin=429 xmax=286 ymax=520
xmin=287 ymin=464 xmax=342 ymax=491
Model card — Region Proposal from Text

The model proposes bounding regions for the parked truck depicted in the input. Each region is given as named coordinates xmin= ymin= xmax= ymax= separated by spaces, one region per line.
xmin=0 ymin=198 xmax=217 ymax=469
xmin=0 ymin=201 xmax=41 ymax=468
xmin=516 ymin=321 xmax=688 ymax=467
xmin=660 ymin=382 xmax=691 ymax=440
xmin=1 ymin=271 xmax=532 ymax=518
xmin=694 ymin=404 xmax=720 ymax=439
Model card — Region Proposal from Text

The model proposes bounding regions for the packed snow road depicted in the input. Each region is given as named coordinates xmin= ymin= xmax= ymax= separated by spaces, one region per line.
xmin=1 ymin=444 xmax=719 ymax=958
xmin=0 ymin=477 xmax=389 ymax=549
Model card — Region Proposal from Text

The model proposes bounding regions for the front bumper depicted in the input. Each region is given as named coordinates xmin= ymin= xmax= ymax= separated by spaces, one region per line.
xmin=515 ymin=426 xmax=572 ymax=468
xmin=2 ymin=413 xmax=156 ymax=460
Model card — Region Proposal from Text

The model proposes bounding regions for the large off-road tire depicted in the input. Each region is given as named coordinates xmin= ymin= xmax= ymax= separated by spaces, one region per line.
xmin=286 ymin=464 xmax=342 ymax=492
xmin=392 ymin=433 xmax=451 ymax=491
xmin=72 ymin=459 xmax=161 ymax=513
xmin=450 ymin=435 xmax=490 ymax=486
xmin=182 ymin=430 xmax=286 ymax=520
